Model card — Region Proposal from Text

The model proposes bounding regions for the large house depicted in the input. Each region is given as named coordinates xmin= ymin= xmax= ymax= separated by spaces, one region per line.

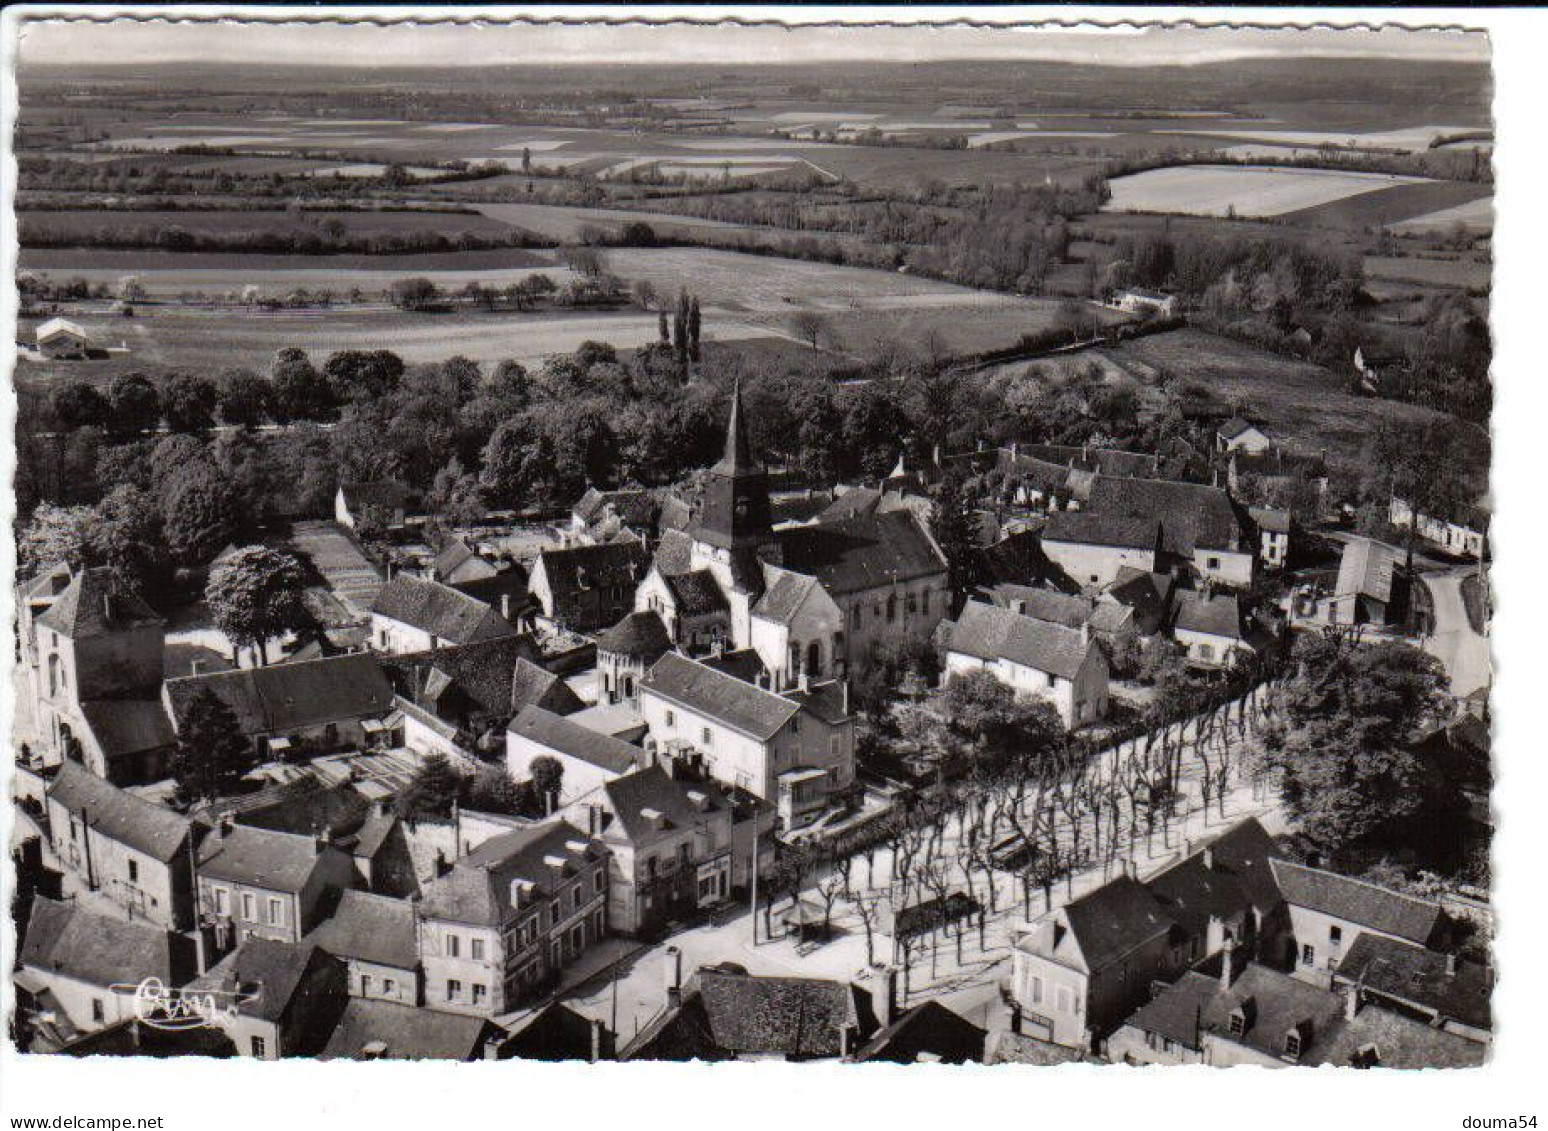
xmin=370 ymin=574 xmax=519 ymax=654
xmin=195 ymin=818 xmax=358 ymax=950
xmin=46 ymin=761 xmax=204 ymax=931
xmin=639 ymin=651 xmax=855 ymax=829
xmin=187 ymin=938 xmax=348 ymax=1060
xmin=1216 ymin=416 xmax=1273 ymax=455
xmin=1171 ymin=590 xmax=1249 ymax=669
xmin=527 ymin=540 xmax=653 ymax=633
xmin=308 ymin=888 xmax=421 ymax=1007
xmin=939 ymin=600 xmax=1110 ymax=728
xmin=506 ymin=704 xmax=644 ymax=807
xmin=35 ymin=316 xmax=91 ymax=359
xmin=415 ymin=820 xmax=610 ymax=1016
xmin=1042 ymin=477 xmax=1255 ymax=590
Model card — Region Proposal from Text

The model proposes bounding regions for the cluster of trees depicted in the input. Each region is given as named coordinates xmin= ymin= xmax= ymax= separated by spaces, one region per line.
xmin=19 ymin=219 xmax=540 ymax=257
xmin=393 ymin=753 xmax=562 ymax=823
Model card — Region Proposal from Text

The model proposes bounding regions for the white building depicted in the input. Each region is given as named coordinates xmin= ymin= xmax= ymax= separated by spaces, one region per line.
xmin=940 ymin=600 xmax=1109 ymax=729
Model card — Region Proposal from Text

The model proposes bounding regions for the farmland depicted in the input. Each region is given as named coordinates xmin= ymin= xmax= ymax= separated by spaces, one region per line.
xmin=1104 ymin=165 xmax=1431 ymax=219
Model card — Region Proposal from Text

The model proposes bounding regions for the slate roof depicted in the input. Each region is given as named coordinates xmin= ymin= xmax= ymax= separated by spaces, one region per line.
xmin=503 ymin=1000 xmax=610 ymax=1061
xmin=817 ymin=487 xmax=883 ymax=524
xmin=1085 ymin=477 xmax=1247 ymax=555
xmin=944 ymin=600 xmax=1096 ymax=681
xmin=601 ymin=765 xmax=731 ymax=847
xmin=1173 ymin=591 xmax=1243 ymax=640
xmin=1248 ymin=506 xmax=1292 ymax=534
xmin=853 ymin=1000 xmax=987 ymax=1064
xmin=196 ymin=824 xmax=340 ymax=893
xmin=78 ymin=699 xmax=177 ymax=759
xmin=190 ymin=938 xmax=326 ymax=1024
xmin=371 ymin=575 xmax=516 ymax=645
xmin=1269 ymin=859 xmax=1443 ymax=945
xmin=508 ymin=657 xmax=585 ymax=717
xmin=165 ymin=653 xmax=394 ymax=737
xmin=322 ymin=998 xmax=496 ymax=1061
xmin=1335 ymin=537 xmax=1399 ymax=603
xmin=431 ymin=539 xmax=479 ymax=579
xmin=752 ymin=569 xmax=822 ymax=626
xmin=535 ymin=541 xmax=652 ymax=611
xmin=663 ymin=569 xmax=728 ymax=617
xmin=693 ymin=971 xmax=874 ymax=1058
xmin=47 ymin=761 xmax=195 ymax=862
xmin=1144 ymin=818 xmax=1284 ymax=938
xmin=508 ymin=705 xmax=641 ymax=775
xmin=1058 ymin=874 xmax=1178 ymax=972
xmin=977 ymin=529 xmax=1079 ymax=593
xmin=987 ymin=586 xmax=1090 ymax=628
xmin=1042 ymin=510 xmax=1160 ymax=551
xmin=1016 ymin=443 xmax=1160 ymax=480
xmin=21 ymin=896 xmax=196 ymax=988
xmin=35 ymin=568 xmax=163 ymax=641
xmin=417 ymin=820 xmax=603 ymax=928
xmin=1335 ymin=934 xmax=1492 ymax=1031
xmin=385 ymin=635 xmax=545 ymax=720
xmin=652 ymin=529 xmax=695 ymax=577
xmin=1313 ymin=999 xmax=1488 ymax=1068
xmin=640 ymin=652 xmax=802 ymax=741
xmin=776 ymin=510 xmax=946 ymax=597
xmin=595 ymin=611 xmax=673 ymax=661
xmin=1124 ymin=970 xmax=1218 ymax=1050
xmin=308 ymin=889 xmax=418 ymax=971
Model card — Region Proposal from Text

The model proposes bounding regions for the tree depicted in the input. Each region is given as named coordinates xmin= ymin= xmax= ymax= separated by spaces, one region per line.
xmin=170 ymin=686 xmax=255 ymax=804
xmin=91 ymin=485 xmax=168 ymax=596
xmin=428 ymin=457 xmax=487 ymax=526
xmin=161 ymin=464 xmax=241 ymax=568
xmin=687 ymin=297 xmax=702 ymax=362
xmin=19 ymin=503 xmax=94 ymax=574
xmin=560 ymin=246 xmax=604 ymax=279
xmin=929 ymin=471 xmax=982 ymax=605
xmin=107 ymin=372 xmax=162 ymax=435
xmin=205 ymin=545 xmax=310 ymax=666
xmin=161 ymin=374 xmax=219 ymax=432
xmin=633 ymin=279 xmax=658 ymax=311
xmin=52 ymin=381 xmax=109 ymax=430
xmin=389 ymin=277 xmax=440 ymax=311
xmin=270 ymin=347 xmax=333 ymax=423
xmin=530 ymin=755 xmax=564 ymax=815
xmin=1263 ymin=633 xmax=1450 ymax=862
xmin=791 ymin=310 xmax=827 ymax=352
xmin=322 ymin=349 xmax=406 ymax=403
xmin=395 ymin=754 xmax=466 ymax=821
xmin=216 ymin=368 xmax=270 ymax=428
xmin=464 ymin=763 xmax=526 ymax=815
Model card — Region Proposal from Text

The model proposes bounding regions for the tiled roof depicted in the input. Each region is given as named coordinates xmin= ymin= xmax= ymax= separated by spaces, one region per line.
xmin=1204 ymin=963 xmax=1346 ymax=1062
xmin=341 ymin=481 xmax=413 ymax=509
xmin=431 ymin=538 xmax=478 ymax=579
xmin=653 ymin=529 xmax=695 ymax=576
xmin=78 ymin=699 xmax=176 ymax=759
xmin=508 ymin=657 xmax=585 ymax=717
xmin=1016 ymin=443 xmax=1160 ymax=480
xmin=1335 ymin=537 xmax=1399 ymax=604
xmin=1059 ymin=874 xmax=1177 ymax=972
xmin=601 ymin=765 xmax=730 ymax=846
xmin=417 ymin=819 xmax=603 ymax=928
xmin=752 ymin=568 xmax=821 ymax=626
xmin=1313 ymin=999 xmax=1488 ymax=1069
xmin=47 ymin=761 xmax=195 ymax=862
xmin=640 ymin=652 xmax=801 ymax=741
xmin=663 ymin=569 xmax=728 ymax=617
xmin=595 ymin=611 xmax=673 ymax=661
xmin=1124 ymin=970 xmax=1218 ymax=1050
xmin=1144 ymin=818 xmax=1284 ymax=938
xmin=817 ymin=487 xmax=883 ymax=524
xmin=535 ymin=541 xmax=652 ymax=607
xmin=1042 ymin=510 xmax=1160 ymax=551
xmin=308 ymin=889 xmax=418 ymax=970
xmin=385 ymin=636 xmax=545 ymax=719
xmin=35 ymin=568 xmax=163 ymax=641
xmin=944 ymin=600 xmax=1097 ymax=681
xmin=189 ymin=938 xmax=326 ymax=1024
xmin=1173 ymin=591 xmax=1243 ymax=640
xmin=1269 ymin=859 xmax=1443 ymax=945
xmin=1086 ymin=477 xmax=1247 ymax=556
xmin=695 ymin=971 xmax=872 ymax=1058
xmin=371 ymin=575 xmax=516 ymax=645
xmin=165 ymin=653 xmax=394 ymax=737
xmin=1248 ymin=506 xmax=1292 ymax=534
xmin=195 ymin=824 xmax=340 ymax=893
xmin=21 ymin=896 xmax=196 ymax=989
xmin=987 ymin=586 xmax=1090 ymax=628
xmin=853 ymin=999 xmax=987 ymax=1064
xmin=1335 ymin=934 xmax=1491 ymax=1030
xmin=322 ymin=999 xmax=496 ymax=1061
xmin=508 ymin=705 xmax=641 ymax=775
xmin=777 ymin=510 xmax=947 ymax=597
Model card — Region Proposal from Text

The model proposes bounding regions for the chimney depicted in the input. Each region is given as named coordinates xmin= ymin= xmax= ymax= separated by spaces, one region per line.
xmin=1344 ymin=982 xmax=1361 ymax=1021
xmin=1446 ymin=953 xmax=1458 ymax=977
xmin=501 ymin=593 xmax=514 ymax=621
xmin=664 ymin=946 xmax=683 ymax=1008
xmin=483 ymin=1033 xmax=505 ymax=1061
xmin=884 ymin=966 xmax=899 ymax=1026
xmin=1219 ymin=937 xmax=1235 ymax=988
xmin=587 ymin=804 xmax=599 ymax=836
xmin=841 ymin=680 xmax=850 ymax=717
xmin=218 ymin=811 xmax=234 ymax=837
xmin=1202 ymin=845 xmax=1214 ymax=871
xmin=589 ymin=1017 xmax=606 ymax=1063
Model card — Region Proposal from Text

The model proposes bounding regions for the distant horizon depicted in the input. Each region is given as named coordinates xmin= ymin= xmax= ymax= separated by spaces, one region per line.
xmin=14 ymin=17 xmax=1489 ymax=70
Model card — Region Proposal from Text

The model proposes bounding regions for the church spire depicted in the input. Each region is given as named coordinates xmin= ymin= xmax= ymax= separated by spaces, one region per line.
xmin=715 ymin=378 xmax=759 ymax=475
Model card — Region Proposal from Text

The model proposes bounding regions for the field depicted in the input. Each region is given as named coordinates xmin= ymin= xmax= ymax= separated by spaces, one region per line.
xmin=19 ymin=207 xmax=521 ymax=241
xmin=1104 ymin=165 xmax=1430 ymax=219
xmin=1391 ymin=196 xmax=1495 ymax=233
xmin=1363 ymin=255 xmax=1492 ymax=290
xmin=1277 ymin=180 xmax=1492 ymax=231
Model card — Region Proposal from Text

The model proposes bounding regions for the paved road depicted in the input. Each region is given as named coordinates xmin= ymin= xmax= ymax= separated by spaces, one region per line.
xmin=1421 ymin=568 xmax=1491 ymax=697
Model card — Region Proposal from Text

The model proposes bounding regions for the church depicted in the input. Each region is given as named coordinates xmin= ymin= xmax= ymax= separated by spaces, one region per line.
xmin=633 ymin=381 xmax=951 ymax=692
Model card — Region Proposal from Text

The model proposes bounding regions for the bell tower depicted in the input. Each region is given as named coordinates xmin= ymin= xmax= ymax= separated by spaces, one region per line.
xmin=690 ymin=380 xmax=778 ymax=589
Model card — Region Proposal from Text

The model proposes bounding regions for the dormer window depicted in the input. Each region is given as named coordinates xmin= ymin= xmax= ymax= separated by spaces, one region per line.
xmin=1284 ymin=1028 xmax=1303 ymax=1059
xmin=1228 ymin=1011 xmax=1246 ymax=1038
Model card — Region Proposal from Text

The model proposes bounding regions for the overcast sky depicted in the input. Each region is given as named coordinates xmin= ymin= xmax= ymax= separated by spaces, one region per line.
xmin=16 ymin=15 xmax=1488 ymax=69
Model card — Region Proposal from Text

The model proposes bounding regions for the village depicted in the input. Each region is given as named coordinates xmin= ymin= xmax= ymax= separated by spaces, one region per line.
xmin=10 ymin=367 xmax=1493 ymax=1065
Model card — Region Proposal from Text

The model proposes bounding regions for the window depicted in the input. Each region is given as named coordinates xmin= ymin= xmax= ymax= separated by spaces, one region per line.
xmin=701 ymin=726 xmax=713 ymax=748
xmin=595 ymin=870 xmax=605 ymax=894
xmin=573 ymin=884 xmax=584 ymax=910
xmin=907 ymin=594 xmax=917 ymax=616
xmin=1046 ymin=672 xmax=1057 ymax=689
xmin=447 ymin=979 xmax=462 ymax=1002
xmin=69 ymin=818 xmax=78 ymax=843
xmin=664 ymin=709 xmax=675 ymax=727
xmin=383 ymin=978 xmax=397 ymax=997
xmin=471 ymin=938 xmax=485 ymax=961
xmin=1229 ymin=1011 xmax=1246 ymax=1038
xmin=213 ymin=887 xmax=229 ymax=916
xmin=790 ymin=716 xmax=799 ymax=734
xmin=1030 ymin=975 xmax=1043 ymax=1005
xmin=1198 ymin=644 xmax=1215 ymax=662
xmin=1162 ymin=1037 xmax=1176 ymax=1054
xmin=922 ymin=590 xmax=930 ymax=616
xmin=447 ymin=933 xmax=460 ymax=958
xmin=851 ymin=606 xmax=862 ymax=628
xmin=1329 ymin=925 xmax=1343 ymax=943
xmin=472 ymin=984 xmax=487 ymax=1005
xmin=886 ymin=595 xmax=897 ymax=623
xmin=266 ymin=897 xmax=283 ymax=927
xmin=1090 ymin=574 xmax=1099 ymax=585
xmin=1285 ymin=1031 xmax=1302 ymax=1059
xmin=1300 ymin=943 xmax=1315 ymax=967
xmin=1056 ymin=986 xmax=1073 ymax=1013
xmin=127 ymin=859 xmax=139 ymax=883
xmin=241 ymin=892 xmax=255 ymax=921
xmin=1207 ymin=556 xmax=1221 ymax=570
xmin=92 ymin=998 xmax=105 ymax=1023
xmin=251 ymin=1036 xmax=267 ymax=1058
xmin=361 ymin=974 xmax=373 ymax=996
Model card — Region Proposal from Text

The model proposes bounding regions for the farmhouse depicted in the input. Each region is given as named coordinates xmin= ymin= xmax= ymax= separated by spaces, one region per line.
xmin=1389 ymin=496 xmax=1489 ymax=559
xmin=1171 ymin=590 xmax=1249 ymax=669
xmin=1116 ymin=288 xmax=1178 ymax=318
xmin=1216 ymin=416 xmax=1273 ymax=455
xmin=370 ymin=574 xmax=520 ymax=654
xmin=940 ymin=600 xmax=1109 ymax=728
xmin=35 ymin=316 xmax=90 ymax=359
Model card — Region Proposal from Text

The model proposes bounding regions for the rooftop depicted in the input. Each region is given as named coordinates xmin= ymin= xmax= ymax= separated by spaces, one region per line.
xmin=165 ymin=653 xmax=394 ymax=737
xmin=595 ymin=610 xmax=673 ymax=661
xmin=35 ymin=567 xmax=163 ymax=641
xmin=776 ymin=509 xmax=947 ymax=597
xmin=47 ymin=761 xmax=196 ymax=862
xmin=371 ymin=574 xmax=516 ymax=646
xmin=945 ymin=600 xmax=1097 ymax=681
xmin=1335 ymin=934 xmax=1491 ymax=1031
xmin=21 ymin=896 xmax=196 ymax=989
xmin=307 ymin=889 xmax=418 ymax=971
xmin=508 ymin=704 xmax=641 ymax=776
xmin=640 ymin=651 xmax=802 ymax=741
xmin=1269 ymin=859 xmax=1442 ymax=945
xmin=417 ymin=819 xmax=604 ymax=928
xmin=321 ymin=998 xmax=497 ymax=1061
xmin=195 ymin=823 xmax=341 ymax=893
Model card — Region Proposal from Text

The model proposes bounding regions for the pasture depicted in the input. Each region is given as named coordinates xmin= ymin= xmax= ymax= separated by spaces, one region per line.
xmin=1103 ymin=165 xmax=1430 ymax=219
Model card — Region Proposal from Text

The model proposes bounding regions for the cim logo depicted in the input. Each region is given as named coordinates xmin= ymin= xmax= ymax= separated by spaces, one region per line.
xmin=109 ymin=977 xmax=260 ymax=1031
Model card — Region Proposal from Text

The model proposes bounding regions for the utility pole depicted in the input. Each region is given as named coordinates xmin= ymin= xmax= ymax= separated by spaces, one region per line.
xmin=749 ymin=825 xmax=760 ymax=946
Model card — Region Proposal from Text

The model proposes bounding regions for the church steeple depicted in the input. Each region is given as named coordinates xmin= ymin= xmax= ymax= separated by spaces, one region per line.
xmin=692 ymin=379 xmax=773 ymax=552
